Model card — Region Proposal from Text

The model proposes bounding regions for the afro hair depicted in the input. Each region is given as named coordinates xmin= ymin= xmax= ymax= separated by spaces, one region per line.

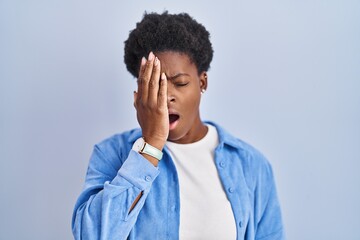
xmin=124 ymin=11 xmax=214 ymax=78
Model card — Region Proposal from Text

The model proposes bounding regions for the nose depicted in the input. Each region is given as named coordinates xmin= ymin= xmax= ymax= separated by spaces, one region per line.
xmin=167 ymin=94 xmax=175 ymax=103
xmin=167 ymin=85 xmax=175 ymax=103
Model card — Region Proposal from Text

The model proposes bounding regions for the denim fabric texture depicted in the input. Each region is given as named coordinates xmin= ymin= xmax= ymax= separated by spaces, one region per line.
xmin=72 ymin=122 xmax=285 ymax=240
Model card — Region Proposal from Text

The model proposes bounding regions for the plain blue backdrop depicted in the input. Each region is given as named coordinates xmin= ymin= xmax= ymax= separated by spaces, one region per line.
xmin=1 ymin=0 xmax=359 ymax=239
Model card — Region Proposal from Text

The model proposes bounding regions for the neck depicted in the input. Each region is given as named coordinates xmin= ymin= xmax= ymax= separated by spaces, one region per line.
xmin=171 ymin=117 xmax=208 ymax=144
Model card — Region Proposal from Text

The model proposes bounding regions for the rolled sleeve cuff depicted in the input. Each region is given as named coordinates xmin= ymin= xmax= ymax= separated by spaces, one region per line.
xmin=113 ymin=150 xmax=160 ymax=190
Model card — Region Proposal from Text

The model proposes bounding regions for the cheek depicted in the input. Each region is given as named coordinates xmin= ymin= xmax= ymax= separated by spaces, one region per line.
xmin=182 ymin=91 xmax=201 ymax=113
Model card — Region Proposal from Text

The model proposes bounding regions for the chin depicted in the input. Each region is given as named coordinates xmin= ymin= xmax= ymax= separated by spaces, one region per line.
xmin=167 ymin=129 xmax=186 ymax=143
xmin=167 ymin=132 xmax=181 ymax=142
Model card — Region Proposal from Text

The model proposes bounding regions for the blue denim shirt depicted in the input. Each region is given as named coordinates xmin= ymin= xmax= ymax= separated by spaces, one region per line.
xmin=72 ymin=122 xmax=285 ymax=240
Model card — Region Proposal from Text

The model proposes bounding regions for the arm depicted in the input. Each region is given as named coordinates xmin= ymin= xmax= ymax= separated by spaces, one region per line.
xmin=72 ymin=145 xmax=159 ymax=240
xmin=255 ymin=162 xmax=286 ymax=240
xmin=72 ymin=52 xmax=168 ymax=240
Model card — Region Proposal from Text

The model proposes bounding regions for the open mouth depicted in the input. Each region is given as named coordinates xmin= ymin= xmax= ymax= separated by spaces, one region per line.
xmin=169 ymin=114 xmax=179 ymax=124
xmin=168 ymin=114 xmax=180 ymax=130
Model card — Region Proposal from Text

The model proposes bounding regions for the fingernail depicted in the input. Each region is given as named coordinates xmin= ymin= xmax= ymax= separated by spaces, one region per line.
xmin=161 ymin=72 xmax=166 ymax=80
xmin=154 ymin=57 xmax=159 ymax=66
xmin=148 ymin=51 xmax=154 ymax=61
xmin=141 ymin=57 xmax=146 ymax=66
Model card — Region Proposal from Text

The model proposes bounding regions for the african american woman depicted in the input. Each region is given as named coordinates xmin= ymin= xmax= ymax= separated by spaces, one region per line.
xmin=72 ymin=12 xmax=285 ymax=240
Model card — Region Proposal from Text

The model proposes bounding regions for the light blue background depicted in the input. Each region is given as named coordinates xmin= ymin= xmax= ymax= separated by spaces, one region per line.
xmin=1 ymin=0 xmax=359 ymax=239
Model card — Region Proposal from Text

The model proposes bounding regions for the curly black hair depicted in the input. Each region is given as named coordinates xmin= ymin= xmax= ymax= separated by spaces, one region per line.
xmin=124 ymin=11 xmax=214 ymax=78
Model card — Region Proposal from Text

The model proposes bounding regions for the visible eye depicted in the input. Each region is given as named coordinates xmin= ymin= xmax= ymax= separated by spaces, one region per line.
xmin=175 ymin=82 xmax=189 ymax=87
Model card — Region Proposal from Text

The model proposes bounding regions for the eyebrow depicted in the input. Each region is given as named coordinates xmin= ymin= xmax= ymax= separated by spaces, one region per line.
xmin=166 ymin=73 xmax=190 ymax=81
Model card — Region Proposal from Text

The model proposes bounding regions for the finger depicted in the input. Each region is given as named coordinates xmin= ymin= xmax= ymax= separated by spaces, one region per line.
xmin=137 ymin=57 xmax=146 ymax=98
xmin=158 ymin=72 xmax=168 ymax=109
xmin=148 ymin=56 xmax=161 ymax=104
xmin=141 ymin=52 xmax=155 ymax=101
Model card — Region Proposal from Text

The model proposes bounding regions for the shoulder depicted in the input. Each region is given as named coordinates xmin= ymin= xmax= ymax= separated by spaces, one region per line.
xmin=232 ymin=135 xmax=272 ymax=181
xmin=235 ymin=137 xmax=272 ymax=173
xmin=84 ymin=128 xmax=142 ymax=181
xmin=93 ymin=128 xmax=142 ymax=163
xmin=209 ymin=121 xmax=270 ymax=163
xmin=209 ymin=121 xmax=274 ymax=188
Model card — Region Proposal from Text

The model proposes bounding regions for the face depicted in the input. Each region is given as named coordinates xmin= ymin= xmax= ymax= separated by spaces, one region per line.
xmin=155 ymin=51 xmax=207 ymax=144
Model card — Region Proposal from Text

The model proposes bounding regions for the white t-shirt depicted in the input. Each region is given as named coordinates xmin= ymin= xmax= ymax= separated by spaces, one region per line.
xmin=166 ymin=124 xmax=237 ymax=240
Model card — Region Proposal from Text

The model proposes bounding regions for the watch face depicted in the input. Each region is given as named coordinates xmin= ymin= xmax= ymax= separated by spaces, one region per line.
xmin=132 ymin=137 xmax=145 ymax=151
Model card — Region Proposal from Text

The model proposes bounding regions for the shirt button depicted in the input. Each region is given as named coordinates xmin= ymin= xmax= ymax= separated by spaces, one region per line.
xmin=228 ymin=187 xmax=234 ymax=193
xmin=219 ymin=161 xmax=226 ymax=168
xmin=145 ymin=176 xmax=152 ymax=182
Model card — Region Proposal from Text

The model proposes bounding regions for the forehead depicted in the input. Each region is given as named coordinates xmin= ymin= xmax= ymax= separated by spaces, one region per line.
xmin=155 ymin=51 xmax=198 ymax=77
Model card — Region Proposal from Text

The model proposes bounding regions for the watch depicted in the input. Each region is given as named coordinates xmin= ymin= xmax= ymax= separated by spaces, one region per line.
xmin=132 ymin=137 xmax=163 ymax=161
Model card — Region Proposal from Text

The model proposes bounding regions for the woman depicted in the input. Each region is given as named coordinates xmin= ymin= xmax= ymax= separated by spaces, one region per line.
xmin=72 ymin=12 xmax=285 ymax=240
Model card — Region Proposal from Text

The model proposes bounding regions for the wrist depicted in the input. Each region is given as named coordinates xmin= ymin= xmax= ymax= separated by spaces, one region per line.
xmin=142 ymin=136 xmax=166 ymax=151
xmin=132 ymin=137 xmax=164 ymax=165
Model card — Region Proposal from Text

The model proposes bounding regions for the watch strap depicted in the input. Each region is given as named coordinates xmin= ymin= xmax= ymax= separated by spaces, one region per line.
xmin=141 ymin=142 xmax=163 ymax=161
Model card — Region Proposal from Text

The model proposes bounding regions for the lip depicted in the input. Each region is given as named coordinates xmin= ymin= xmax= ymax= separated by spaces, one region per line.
xmin=168 ymin=109 xmax=180 ymax=131
xmin=168 ymin=109 xmax=179 ymax=115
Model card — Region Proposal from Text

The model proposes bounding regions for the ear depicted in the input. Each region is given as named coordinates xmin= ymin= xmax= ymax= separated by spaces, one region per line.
xmin=199 ymin=71 xmax=208 ymax=91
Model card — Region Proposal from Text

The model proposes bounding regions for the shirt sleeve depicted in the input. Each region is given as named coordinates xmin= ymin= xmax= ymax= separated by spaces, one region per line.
xmin=254 ymin=162 xmax=286 ymax=240
xmin=71 ymin=144 xmax=160 ymax=240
